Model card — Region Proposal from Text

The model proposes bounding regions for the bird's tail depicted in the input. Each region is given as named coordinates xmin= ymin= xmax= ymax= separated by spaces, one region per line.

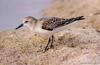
xmin=65 ymin=16 xmax=85 ymax=25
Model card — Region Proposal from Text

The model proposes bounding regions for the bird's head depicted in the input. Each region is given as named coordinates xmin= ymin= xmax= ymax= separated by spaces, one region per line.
xmin=15 ymin=16 xmax=37 ymax=30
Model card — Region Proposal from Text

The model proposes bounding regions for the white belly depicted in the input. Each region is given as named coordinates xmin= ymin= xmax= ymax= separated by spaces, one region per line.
xmin=34 ymin=26 xmax=53 ymax=35
xmin=34 ymin=21 xmax=71 ymax=36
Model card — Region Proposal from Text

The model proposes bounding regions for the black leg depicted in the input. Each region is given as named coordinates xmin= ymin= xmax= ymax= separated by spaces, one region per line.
xmin=50 ymin=35 xmax=54 ymax=48
xmin=37 ymin=35 xmax=55 ymax=52
xmin=44 ymin=37 xmax=51 ymax=51
xmin=44 ymin=35 xmax=54 ymax=52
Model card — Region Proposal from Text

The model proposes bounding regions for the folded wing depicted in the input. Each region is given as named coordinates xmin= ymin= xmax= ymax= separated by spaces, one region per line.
xmin=41 ymin=16 xmax=85 ymax=31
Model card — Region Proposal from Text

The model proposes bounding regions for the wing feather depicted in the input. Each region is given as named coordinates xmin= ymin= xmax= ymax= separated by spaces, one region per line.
xmin=41 ymin=16 xmax=85 ymax=31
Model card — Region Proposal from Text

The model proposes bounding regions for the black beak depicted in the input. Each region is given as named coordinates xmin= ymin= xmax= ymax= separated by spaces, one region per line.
xmin=15 ymin=24 xmax=23 ymax=30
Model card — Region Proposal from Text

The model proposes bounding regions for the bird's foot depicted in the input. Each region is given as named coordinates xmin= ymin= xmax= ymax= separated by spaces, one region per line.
xmin=43 ymin=44 xmax=54 ymax=52
xmin=50 ymin=44 xmax=54 ymax=48
xmin=37 ymin=47 xmax=48 ymax=53
xmin=37 ymin=45 xmax=54 ymax=53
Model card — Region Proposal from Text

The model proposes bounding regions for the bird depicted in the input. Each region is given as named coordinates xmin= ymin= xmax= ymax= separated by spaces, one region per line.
xmin=15 ymin=16 xmax=85 ymax=52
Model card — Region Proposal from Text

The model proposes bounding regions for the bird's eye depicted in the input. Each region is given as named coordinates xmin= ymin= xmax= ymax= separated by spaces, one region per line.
xmin=25 ymin=21 xmax=28 ymax=23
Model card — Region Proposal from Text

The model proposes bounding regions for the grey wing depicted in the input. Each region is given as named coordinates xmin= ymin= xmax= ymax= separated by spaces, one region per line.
xmin=41 ymin=17 xmax=65 ymax=31
xmin=41 ymin=16 xmax=85 ymax=31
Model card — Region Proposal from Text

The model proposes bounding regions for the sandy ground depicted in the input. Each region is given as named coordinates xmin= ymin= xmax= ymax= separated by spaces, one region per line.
xmin=1 ymin=0 xmax=100 ymax=65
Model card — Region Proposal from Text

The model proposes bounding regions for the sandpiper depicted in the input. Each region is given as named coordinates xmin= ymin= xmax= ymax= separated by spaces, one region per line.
xmin=15 ymin=16 xmax=85 ymax=52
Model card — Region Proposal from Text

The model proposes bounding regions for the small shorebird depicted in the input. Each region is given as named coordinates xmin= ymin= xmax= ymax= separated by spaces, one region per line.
xmin=15 ymin=16 xmax=85 ymax=52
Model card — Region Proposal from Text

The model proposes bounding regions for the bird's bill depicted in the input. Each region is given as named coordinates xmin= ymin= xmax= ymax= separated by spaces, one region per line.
xmin=15 ymin=24 xmax=24 ymax=30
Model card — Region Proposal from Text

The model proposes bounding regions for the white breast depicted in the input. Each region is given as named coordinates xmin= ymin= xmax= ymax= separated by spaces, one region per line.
xmin=34 ymin=22 xmax=52 ymax=35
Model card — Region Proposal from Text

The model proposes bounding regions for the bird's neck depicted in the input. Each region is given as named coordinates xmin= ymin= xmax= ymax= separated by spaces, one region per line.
xmin=28 ymin=23 xmax=36 ymax=31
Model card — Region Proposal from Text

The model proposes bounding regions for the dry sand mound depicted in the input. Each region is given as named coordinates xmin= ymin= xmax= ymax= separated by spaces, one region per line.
xmin=0 ymin=0 xmax=100 ymax=65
